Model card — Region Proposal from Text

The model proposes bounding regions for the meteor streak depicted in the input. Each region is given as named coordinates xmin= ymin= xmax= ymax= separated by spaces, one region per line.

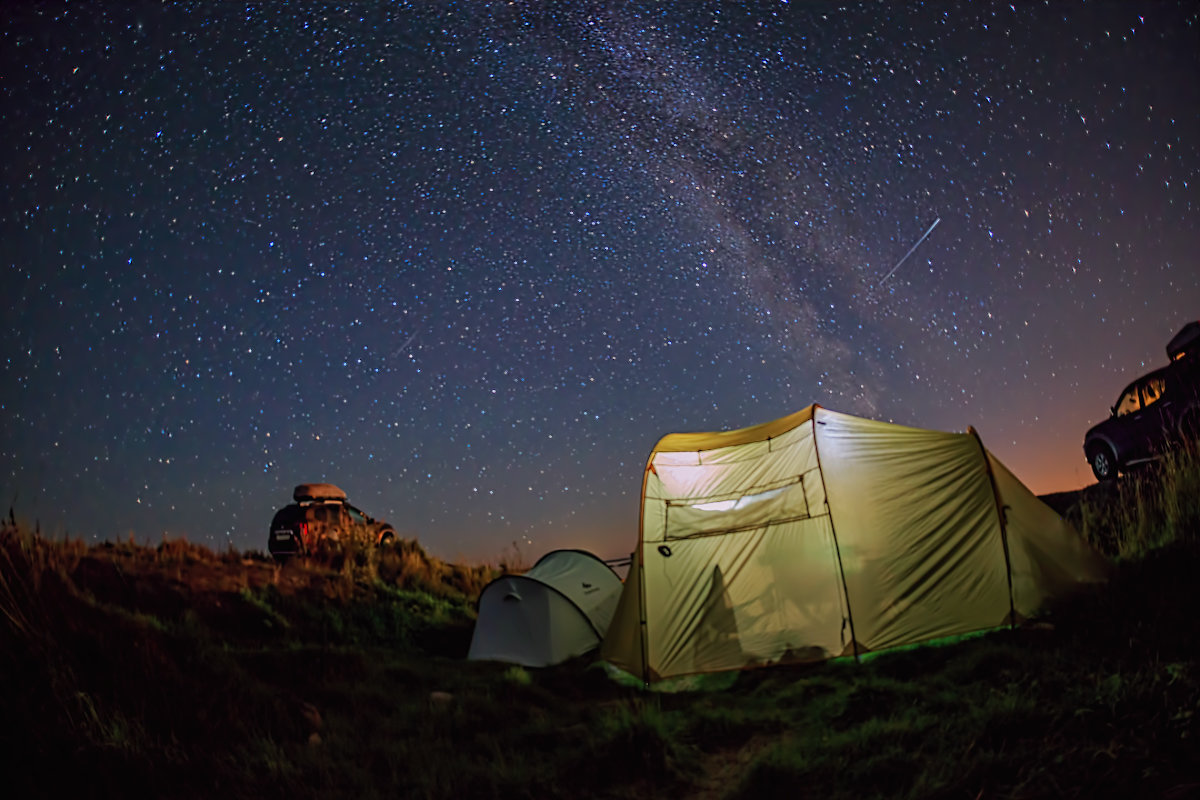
xmin=878 ymin=217 xmax=941 ymax=286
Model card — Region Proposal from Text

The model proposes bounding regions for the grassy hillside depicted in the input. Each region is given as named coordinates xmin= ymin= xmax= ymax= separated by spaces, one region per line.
xmin=2 ymin=445 xmax=1198 ymax=799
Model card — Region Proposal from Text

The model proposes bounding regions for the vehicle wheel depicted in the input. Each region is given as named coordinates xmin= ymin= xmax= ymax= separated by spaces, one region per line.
xmin=378 ymin=529 xmax=396 ymax=547
xmin=1089 ymin=444 xmax=1118 ymax=482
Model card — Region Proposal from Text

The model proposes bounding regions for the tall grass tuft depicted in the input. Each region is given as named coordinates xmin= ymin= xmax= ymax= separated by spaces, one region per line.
xmin=497 ymin=539 xmax=533 ymax=573
xmin=1073 ymin=436 xmax=1200 ymax=559
xmin=304 ymin=535 xmax=497 ymax=600
xmin=155 ymin=535 xmax=217 ymax=565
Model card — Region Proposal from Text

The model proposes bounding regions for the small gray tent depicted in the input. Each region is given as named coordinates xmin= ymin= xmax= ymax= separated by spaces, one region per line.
xmin=468 ymin=549 xmax=623 ymax=667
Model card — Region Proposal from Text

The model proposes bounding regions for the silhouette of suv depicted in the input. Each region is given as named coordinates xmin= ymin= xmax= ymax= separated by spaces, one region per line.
xmin=268 ymin=483 xmax=396 ymax=560
xmin=1083 ymin=322 xmax=1200 ymax=481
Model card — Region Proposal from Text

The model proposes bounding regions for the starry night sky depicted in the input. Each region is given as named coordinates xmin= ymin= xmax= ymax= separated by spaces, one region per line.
xmin=3 ymin=2 xmax=1198 ymax=560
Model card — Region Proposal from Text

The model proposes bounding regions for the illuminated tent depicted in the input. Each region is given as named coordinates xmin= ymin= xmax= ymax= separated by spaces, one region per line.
xmin=601 ymin=405 xmax=1108 ymax=682
xmin=469 ymin=549 xmax=623 ymax=667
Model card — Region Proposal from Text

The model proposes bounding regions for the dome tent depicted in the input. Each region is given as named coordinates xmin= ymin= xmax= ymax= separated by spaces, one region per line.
xmin=469 ymin=549 xmax=623 ymax=667
xmin=601 ymin=405 xmax=1109 ymax=683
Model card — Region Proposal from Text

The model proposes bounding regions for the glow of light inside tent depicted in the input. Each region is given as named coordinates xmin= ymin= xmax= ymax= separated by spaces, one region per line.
xmin=691 ymin=486 xmax=786 ymax=512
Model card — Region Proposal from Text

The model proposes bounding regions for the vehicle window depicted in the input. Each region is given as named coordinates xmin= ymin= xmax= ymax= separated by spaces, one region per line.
xmin=1115 ymin=387 xmax=1141 ymax=417
xmin=1141 ymin=376 xmax=1165 ymax=407
xmin=347 ymin=506 xmax=367 ymax=524
xmin=311 ymin=505 xmax=342 ymax=524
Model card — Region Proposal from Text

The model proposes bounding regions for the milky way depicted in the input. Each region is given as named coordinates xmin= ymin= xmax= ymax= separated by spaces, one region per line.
xmin=3 ymin=2 xmax=1198 ymax=559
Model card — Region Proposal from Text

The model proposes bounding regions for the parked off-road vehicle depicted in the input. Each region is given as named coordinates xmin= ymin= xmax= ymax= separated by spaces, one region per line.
xmin=268 ymin=483 xmax=396 ymax=560
xmin=1083 ymin=321 xmax=1200 ymax=481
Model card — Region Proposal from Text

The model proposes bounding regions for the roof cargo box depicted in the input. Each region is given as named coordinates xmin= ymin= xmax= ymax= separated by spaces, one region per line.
xmin=1167 ymin=321 xmax=1200 ymax=362
xmin=293 ymin=483 xmax=347 ymax=503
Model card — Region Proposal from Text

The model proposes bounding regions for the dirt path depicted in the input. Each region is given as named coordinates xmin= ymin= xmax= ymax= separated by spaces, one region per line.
xmin=687 ymin=734 xmax=778 ymax=800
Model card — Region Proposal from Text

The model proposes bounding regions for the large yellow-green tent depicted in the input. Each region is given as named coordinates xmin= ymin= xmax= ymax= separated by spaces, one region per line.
xmin=601 ymin=405 xmax=1108 ymax=682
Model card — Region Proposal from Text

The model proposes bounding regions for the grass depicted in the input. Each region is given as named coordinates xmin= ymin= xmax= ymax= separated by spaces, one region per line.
xmin=1 ymin=444 xmax=1199 ymax=799
xmin=1064 ymin=436 xmax=1200 ymax=560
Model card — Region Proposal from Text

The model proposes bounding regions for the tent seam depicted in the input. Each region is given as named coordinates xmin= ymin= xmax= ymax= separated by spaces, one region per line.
xmin=530 ymin=548 xmax=622 ymax=578
xmin=810 ymin=406 xmax=861 ymax=661
xmin=475 ymin=573 xmax=610 ymax=642
xmin=637 ymin=459 xmax=653 ymax=685
xmin=968 ymin=426 xmax=1017 ymax=630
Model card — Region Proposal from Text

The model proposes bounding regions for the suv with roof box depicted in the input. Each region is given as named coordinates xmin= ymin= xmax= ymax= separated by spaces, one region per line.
xmin=1083 ymin=321 xmax=1200 ymax=481
xmin=268 ymin=483 xmax=397 ymax=560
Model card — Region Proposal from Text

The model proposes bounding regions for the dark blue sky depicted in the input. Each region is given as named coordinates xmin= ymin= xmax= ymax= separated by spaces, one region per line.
xmin=3 ymin=1 xmax=1198 ymax=560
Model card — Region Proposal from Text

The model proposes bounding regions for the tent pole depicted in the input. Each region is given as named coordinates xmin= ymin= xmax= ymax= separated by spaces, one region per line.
xmin=811 ymin=407 xmax=860 ymax=662
xmin=637 ymin=462 xmax=653 ymax=687
xmin=637 ymin=544 xmax=649 ymax=687
xmin=969 ymin=426 xmax=1017 ymax=631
